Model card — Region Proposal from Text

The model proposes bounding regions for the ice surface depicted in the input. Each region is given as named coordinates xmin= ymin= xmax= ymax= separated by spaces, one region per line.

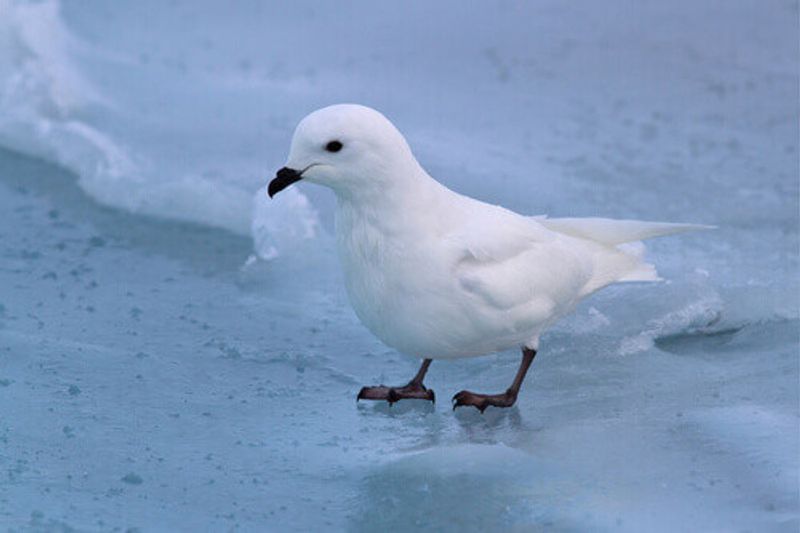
xmin=0 ymin=0 xmax=798 ymax=531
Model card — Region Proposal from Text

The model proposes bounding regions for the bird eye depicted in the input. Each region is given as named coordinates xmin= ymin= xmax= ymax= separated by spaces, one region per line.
xmin=325 ymin=140 xmax=343 ymax=153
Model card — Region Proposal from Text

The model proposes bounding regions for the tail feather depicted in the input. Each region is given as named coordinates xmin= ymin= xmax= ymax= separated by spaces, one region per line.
xmin=614 ymin=241 xmax=661 ymax=282
xmin=579 ymin=246 xmax=661 ymax=296
xmin=537 ymin=217 xmax=714 ymax=296
xmin=538 ymin=217 xmax=713 ymax=245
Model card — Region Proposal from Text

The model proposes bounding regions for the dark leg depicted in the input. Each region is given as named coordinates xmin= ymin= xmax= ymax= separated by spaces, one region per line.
xmin=357 ymin=358 xmax=435 ymax=404
xmin=452 ymin=347 xmax=537 ymax=412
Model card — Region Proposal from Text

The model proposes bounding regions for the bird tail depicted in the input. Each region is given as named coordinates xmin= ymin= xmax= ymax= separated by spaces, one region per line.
xmin=536 ymin=216 xmax=713 ymax=296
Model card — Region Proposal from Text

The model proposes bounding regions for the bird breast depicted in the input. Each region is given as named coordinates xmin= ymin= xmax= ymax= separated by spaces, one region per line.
xmin=333 ymin=200 xmax=545 ymax=358
xmin=334 ymin=201 xmax=462 ymax=355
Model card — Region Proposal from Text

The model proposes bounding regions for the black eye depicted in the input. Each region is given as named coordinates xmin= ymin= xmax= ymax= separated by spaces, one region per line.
xmin=325 ymin=140 xmax=343 ymax=153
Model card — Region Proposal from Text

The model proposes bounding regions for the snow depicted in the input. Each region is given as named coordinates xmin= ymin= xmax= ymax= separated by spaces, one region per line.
xmin=0 ymin=0 xmax=797 ymax=530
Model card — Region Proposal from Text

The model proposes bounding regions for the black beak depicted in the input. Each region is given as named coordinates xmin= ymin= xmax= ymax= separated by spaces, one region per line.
xmin=268 ymin=167 xmax=303 ymax=198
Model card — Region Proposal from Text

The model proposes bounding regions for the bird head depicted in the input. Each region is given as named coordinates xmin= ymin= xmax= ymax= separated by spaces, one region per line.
xmin=268 ymin=104 xmax=419 ymax=199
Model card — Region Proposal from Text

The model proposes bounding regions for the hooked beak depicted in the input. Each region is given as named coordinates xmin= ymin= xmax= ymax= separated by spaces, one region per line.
xmin=268 ymin=167 xmax=303 ymax=198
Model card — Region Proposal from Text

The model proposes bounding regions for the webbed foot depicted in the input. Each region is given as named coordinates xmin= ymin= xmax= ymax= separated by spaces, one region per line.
xmin=357 ymin=383 xmax=435 ymax=404
xmin=452 ymin=389 xmax=517 ymax=412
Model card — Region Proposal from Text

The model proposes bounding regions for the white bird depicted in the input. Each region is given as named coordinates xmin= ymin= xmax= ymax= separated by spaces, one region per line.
xmin=268 ymin=104 xmax=709 ymax=411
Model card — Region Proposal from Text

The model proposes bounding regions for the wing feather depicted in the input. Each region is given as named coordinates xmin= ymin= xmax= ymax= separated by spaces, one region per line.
xmin=444 ymin=213 xmax=593 ymax=329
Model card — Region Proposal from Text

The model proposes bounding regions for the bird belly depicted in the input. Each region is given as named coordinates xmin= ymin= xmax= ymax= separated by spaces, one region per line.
xmin=340 ymin=247 xmax=553 ymax=359
xmin=335 ymin=206 xmax=559 ymax=358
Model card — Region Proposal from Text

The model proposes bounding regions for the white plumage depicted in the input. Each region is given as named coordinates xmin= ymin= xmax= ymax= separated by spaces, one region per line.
xmin=275 ymin=104 xmax=708 ymax=361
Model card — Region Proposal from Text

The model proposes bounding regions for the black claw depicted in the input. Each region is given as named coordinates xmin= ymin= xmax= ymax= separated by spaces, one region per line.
xmin=356 ymin=384 xmax=436 ymax=405
xmin=387 ymin=388 xmax=399 ymax=405
xmin=450 ymin=391 xmax=495 ymax=413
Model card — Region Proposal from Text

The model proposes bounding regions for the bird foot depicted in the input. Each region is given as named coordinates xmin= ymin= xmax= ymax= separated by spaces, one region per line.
xmin=357 ymin=382 xmax=435 ymax=405
xmin=452 ymin=389 xmax=518 ymax=412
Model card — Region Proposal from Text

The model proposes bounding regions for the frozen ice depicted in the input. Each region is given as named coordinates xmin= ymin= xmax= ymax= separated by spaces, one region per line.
xmin=0 ymin=0 xmax=797 ymax=531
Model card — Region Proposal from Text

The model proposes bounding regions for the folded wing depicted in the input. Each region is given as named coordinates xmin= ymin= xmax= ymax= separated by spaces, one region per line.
xmin=447 ymin=212 xmax=712 ymax=333
xmin=446 ymin=213 xmax=594 ymax=338
xmin=537 ymin=216 xmax=713 ymax=245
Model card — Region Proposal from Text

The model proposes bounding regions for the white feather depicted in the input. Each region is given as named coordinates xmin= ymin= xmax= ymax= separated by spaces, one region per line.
xmin=282 ymin=104 xmax=711 ymax=359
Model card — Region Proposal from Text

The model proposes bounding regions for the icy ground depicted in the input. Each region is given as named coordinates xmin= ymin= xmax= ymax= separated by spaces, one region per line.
xmin=0 ymin=0 xmax=799 ymax=531
xmin=0 ymin=154 xmax=797 ymax=531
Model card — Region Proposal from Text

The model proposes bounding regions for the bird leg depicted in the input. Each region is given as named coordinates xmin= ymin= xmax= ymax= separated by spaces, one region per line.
xmin=357 ymin=358 xmax=435 ymax=404
xmin=452 ymin=347 xmax=537 ymax=412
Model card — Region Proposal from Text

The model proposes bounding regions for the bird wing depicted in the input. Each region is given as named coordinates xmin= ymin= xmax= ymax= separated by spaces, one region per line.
xmin=444 ymin=210 xmax=594 ymax=329
xmin=534 ymin=216 xmax=713 ymax=245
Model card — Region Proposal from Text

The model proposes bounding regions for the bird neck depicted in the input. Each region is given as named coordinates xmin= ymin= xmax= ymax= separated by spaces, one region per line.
xmin=337 ymin=160 xmax=439 ymax=207
xmin=333 ymin=163 xmax=445 ymax=235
